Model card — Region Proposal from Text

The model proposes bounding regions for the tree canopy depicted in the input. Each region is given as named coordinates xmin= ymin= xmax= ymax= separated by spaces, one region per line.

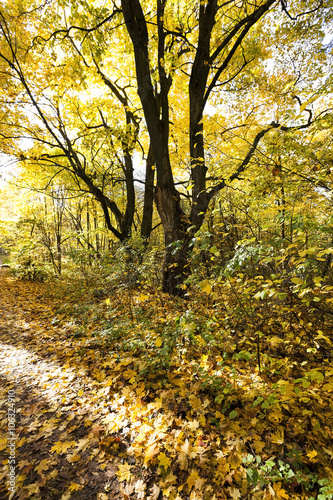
xmin=0 ymin=0 xmax=333 ymax=291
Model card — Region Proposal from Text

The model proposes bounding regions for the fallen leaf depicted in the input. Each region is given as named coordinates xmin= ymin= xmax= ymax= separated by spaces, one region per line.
xmin=158 ymin=452 xmax=171 ymax=470
xmin=306 ymin=450 xmax=318 ymax=460
xmin=0 ymin=437 xmax=6 ymax=451
xmin=66 ymin=454 xmax=81 ymax=463
xmin=199 ymin=279 xmax=212 ymax=295
xmin=148 ymin=484 xmax=161 ymax=500
xmin=187 ymin=470 xmax=200 ymax=490
xmin=228 ymin=486 xmax=241 ymax=500
xmin=273 ymin=482 xmax=289 ymax=499
xmin=68 ymin=483 xmax=83 ymax=492
xmin=116 ymin=463 xmax=132 ymax=482
xmin=135 ymin=479 xmax=146 ymax=499
xmin=34 ymin=459 xmax=49 ymax=475
xmin=51 ymin=441 xmax=75 ymax=454
xmin=60 ymin=492 xmax=72 ymax=500
xmin=144 ymin=444 xmax=159 ymax=467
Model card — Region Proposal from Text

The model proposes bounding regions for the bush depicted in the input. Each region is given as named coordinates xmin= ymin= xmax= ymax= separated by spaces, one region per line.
xmin=11 ymin=262 xmax=47 ymax=281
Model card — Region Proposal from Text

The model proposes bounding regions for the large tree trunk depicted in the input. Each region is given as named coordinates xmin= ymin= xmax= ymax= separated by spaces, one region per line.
xmin=154 ymin=186 xmax=191 ymax=294
xmin=162 ymin=240 xmax=191 ymax=295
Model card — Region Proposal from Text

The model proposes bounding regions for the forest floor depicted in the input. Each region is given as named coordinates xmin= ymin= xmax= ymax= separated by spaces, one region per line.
xmin=0 ymin=269 xmax=121 ymax=500
xmin=0 ymin=269 xmax=333 ymax=500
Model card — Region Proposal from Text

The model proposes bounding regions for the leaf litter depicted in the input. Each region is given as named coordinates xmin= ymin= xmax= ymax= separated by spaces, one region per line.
xmin=0 ymin=269 xmax=333 ymax=499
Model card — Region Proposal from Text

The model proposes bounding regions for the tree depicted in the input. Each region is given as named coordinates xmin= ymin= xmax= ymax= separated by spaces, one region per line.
xmin=0 ymin=1 xmax=154 ymax=246
xmin=1 ymin=0 xmax=332 ymax=294
xmin=119 ymin=0 xmax=332 ymax=294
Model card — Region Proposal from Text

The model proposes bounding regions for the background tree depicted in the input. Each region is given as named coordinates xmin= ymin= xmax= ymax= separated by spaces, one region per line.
xmin=0 ymin=1 xmax=155 ymax=246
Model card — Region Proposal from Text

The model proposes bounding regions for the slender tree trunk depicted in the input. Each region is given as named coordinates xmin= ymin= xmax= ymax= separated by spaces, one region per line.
xmin=141 ymin=145 xmax=155 ymax=242
xmin=56 ymin=232 xmax=62 ymax=276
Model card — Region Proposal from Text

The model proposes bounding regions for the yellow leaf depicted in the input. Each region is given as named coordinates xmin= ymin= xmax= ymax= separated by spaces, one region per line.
xmin=307 ymin=450 xmax=318 ymax=460
xmin=25 ymin=484 xmax=40 ymax=496
xmin=295 ymin=94 xmax=319 ymax=119
xmin=194 ymin=335 xmax=206 ymax=346
xmin=270 ymin=426 xmax=284 ymax=444
xmin=282 ymin=81 xmax=294 ymax=92
xmin=155 ymin=337 xmax=162 ymax=348
xmin=78 ymin=389 xmax=84 ymax=396
xmin=144 ymin=444 xmax=159 ymax=467
xmin=228 ymin=487 xmax=241 ymax=500
xmin=291 ymin=277 xmax=303 ymax=285
xmin=199 ymin=279 xmax=212 ymax=295
xmin=97 ymin=494 xmax=109 ymax=500
xmin=158 ymin=452 xmax=171 ymax=470
xmin=139 ymin=293 xmax=149 ymax=301
xmin=51 ymin=441 xmax=75 ymax=454
xmin=76 ymin=438 xmax=90 ymax=451
xmin=181 ymin=439 xmax=190 ymax=455
xmin=34 ymin=459 xmax=49 ymax=475
xmin=103 ymin=414 xmax=115 ymax=424
xmin=92 ymin=369 xmax=106 ymax=381
xmin=252 ymin=439 xmax=265 ymax=453
xmin=69 ymin=483 xmax=83 ymax=492
xmin=66 ymin=454 xmax=81 ymax=463
xmin=187 ymin=420 xmax=200 ymax=431
xmin=17 ymin=437 xmax=26 ymax=448
xmin=270 ymin=408 xmax=283 ymax=423
xmin=160 ymin=472 xmax=177 ymax=486
xmin=0 ymin=437 xmax=7 ymax=451
xmin=273 ymin=482 xmax=289 ymax=499
xmin=116 ymin=463 xmax=132 ymax=482
xmin=187 ymin=470 xmax=200 ymax=490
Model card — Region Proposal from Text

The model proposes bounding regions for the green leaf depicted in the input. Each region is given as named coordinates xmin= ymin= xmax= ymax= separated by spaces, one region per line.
xmin=253 ymin=396 xmax=264 ymax=407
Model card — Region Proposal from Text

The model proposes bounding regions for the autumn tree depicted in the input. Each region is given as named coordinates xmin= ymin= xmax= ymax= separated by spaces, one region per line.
xmin=116 ymin=0 xmax=332 ymax=294
xmin=1 ymin=0 xmax=332 ymax=294
xmin=0 ymin=1 xmax=154 ymax=246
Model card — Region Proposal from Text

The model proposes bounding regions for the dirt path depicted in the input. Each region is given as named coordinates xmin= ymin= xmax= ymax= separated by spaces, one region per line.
xmin=0 ymin=270 xmax=121 ymax=500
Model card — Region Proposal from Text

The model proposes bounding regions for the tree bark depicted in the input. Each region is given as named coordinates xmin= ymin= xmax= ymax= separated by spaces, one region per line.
xmin=141 ymin=145 xmax=155 ymax=242
xmin=154 ymin=186 xmax=191 ymax=294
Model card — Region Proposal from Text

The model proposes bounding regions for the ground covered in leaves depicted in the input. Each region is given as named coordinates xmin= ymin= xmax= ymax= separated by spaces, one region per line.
xmin=0 ymin=269 xmax=333 ymax=500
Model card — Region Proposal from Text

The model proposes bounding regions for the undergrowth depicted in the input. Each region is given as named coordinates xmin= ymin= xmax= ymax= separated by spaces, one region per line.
xmin=41 ymin=264 xmax=333 ymax=500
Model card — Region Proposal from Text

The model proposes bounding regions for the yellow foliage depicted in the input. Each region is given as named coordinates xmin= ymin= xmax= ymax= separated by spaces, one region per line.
xmin=144 ymin=444 xmax=160 ymax=467
xmin=116 ymin=463 xmax=132 ymax=482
